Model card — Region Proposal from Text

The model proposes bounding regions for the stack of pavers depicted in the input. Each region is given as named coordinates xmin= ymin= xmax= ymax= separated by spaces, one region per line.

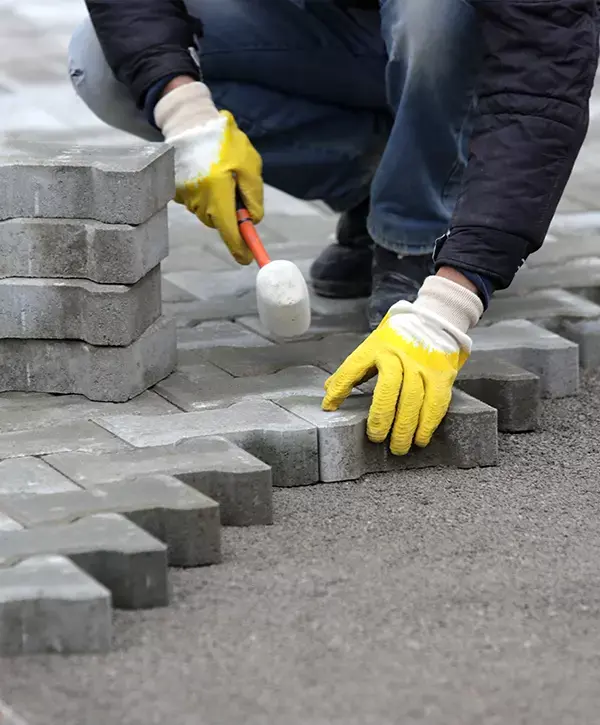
xmin=0 ymin=143 xmax=177 ymax=402
xmin=0 ymin=143 xmax=584 ymax=659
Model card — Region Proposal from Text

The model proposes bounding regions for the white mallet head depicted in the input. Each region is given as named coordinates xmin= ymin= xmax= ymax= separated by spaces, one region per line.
xmin=256 ymin=259 xmax=311 ymax=339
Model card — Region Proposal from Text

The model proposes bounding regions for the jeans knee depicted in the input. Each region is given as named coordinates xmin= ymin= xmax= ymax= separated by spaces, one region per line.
xmin=380 ymin=0 xmax=477 ymax=81
xmin=67 ymin=19 xmax=161 ymax=141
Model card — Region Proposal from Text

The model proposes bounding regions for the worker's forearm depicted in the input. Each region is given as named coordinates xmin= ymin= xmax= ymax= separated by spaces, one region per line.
xmin=436 ymin=267 xmax=476 ymax=295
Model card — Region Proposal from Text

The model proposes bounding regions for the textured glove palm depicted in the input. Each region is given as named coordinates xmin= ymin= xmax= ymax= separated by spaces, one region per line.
xmin=155 ymin=82 xmax=263 ymax=265
xmin=322 ymin=276 xmax=483 ymax=455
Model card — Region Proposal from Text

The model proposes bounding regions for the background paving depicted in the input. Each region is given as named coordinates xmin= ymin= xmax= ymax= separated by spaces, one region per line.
xmin=1 ymin=2 xmax=600 ymax=724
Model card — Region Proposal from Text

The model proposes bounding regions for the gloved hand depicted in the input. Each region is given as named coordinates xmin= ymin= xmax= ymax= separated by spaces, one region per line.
xmin=154 ymin=81 xmax=263 ymax=265
xmin=322 ymin=275 xmax=484 ymax=455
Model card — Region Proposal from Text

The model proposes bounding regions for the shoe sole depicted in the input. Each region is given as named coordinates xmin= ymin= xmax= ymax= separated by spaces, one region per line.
xmin=311 ymin=278 xmax=372 ymax=300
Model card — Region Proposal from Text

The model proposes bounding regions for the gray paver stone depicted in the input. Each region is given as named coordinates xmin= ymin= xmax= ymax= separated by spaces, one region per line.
xmin=555 ymin=318 xmax=600 ymax=370
xmin=176 ymin=320 xmax=273 ymax=352
xmin=0 ymin=421 xmax=129 ymax=460
xmin=0 ymin=391 xmax=178 ymax=434
xmin=0 ymin=555 xmax=111 ymax=656
xmin=0 ymin=208 xmax=169 ymax=284
xmin=502 ymin=256 xmax=600 ymax=296
xmin=163 ymin=268 xmax=259 ymax=321
xmin=0 ymin=143 xmax=174 ymax=225
xmin=0 ymin=476 xmax=220 ymax=567
xmin=470 ymin=320 xmax=579 ymax=398
xmin=278 ymin=390 xmax=498 ymax=482
xmin=0 ymin=315 xmax=177 ymax=402
xmin=236 ymin=311 xmax=370 ymax=342
xmin=0 ymin=265 xmax=161 ymax=346
xmin=484 ymin=288 xmax=600 ymax=327
xmin=204 ymin=333 xmax=366 ymax=377
xmin=0 ymin=457 xmax=79 ymax=495
xmin=45 ymin=437 xmax=273 ymax=527
xmin=154 ymin=366 xmax=331 ymax=412
xmin=94 ymin=401 xmax=319 ymax=488
xmin=0 ymin=514 xmax=168 ymax=609
xmin=456 ymin=358 xmax=541 ymax=432
xmin=526 ymin=231 xmax=600 ymax=267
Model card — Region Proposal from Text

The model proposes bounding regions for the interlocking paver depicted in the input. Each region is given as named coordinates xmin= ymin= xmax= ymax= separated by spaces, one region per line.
xmin=278 ymin=390 xmax=498 ymax=482
xmin=470 ymin=320 xmax=579 ymax=398
xmin=163 ymin=268 xmax=259 ymax=321
xmin=0 ymin=208 xmax=168 ymax=284
xmin=558 ymin=318 xmax=600 ymax=369
xmin=0 ymin=143 xmax=174 ymax=224
xmin=0 ymin=391 xmax=178 ymax=433
xmin=45 ymin=437 xmax=273 ymax=527
xmin=168 ymin=360 xmax=233 ymax=386
xmin=177 ymin=320 xmax=273 ymax=352
xmin=204 ymin=333 xmax=366 ymax=377
xmin=485 ymin=288 xmax=600 ymax=326
xmin=483 ymin=290 xmax=600 ymax=371
xmin=0 ymin=475 xmax=221 ymax=567
xmin=0 ymin=457 xmax=79 ymax=495
xmin=0 ymin=513 xmax=168 ymax=609
xmin=94 ymin=400 xmax=319 ymax=488
xmin=154 ymin=366 xmax=331 ymax=412
xmin=0 ymin=421 xmax=128 ymax=460
xmin=0 ymin=265 xmax=161 ymax=345
xmin=0 ymin=315 xmax=177 ymax=401
xmin=505 ymin=257 xmax=600 ymax=296
xmin=525 ymin=231 xmax=600 ymax=267
xmin=456 ymin=358 xmax=541 ymax=432
xmin=236 ymin=312 xmax=370 ymax=342
xmin=0 ymin=555 xmax=111 ymax=656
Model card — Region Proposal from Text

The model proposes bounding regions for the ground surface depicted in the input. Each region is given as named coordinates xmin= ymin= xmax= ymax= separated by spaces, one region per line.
xmin=3 ymin=374 xmax=600 ymax=725
xmin=2 ymin=2 xmax=600 ymax=725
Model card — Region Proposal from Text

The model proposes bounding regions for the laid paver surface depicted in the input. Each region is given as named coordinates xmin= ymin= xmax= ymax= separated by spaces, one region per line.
xmin=3 ymin=1 xmax=600 ymax=724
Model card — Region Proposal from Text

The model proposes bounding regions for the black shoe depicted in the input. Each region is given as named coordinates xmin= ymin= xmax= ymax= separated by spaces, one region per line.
xmin=310 ymin=198 xmax=373 ymax=299
xmin=367 ymin=245 xmax=434 ymax=330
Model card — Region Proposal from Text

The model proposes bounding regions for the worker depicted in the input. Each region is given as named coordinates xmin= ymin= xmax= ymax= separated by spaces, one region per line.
xmin=70 ymin=0 xmax=598 ymax=455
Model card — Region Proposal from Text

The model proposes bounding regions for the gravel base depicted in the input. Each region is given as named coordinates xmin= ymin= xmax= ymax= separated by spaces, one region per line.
xmin=3 ymin=373 xmax=600 ymax=725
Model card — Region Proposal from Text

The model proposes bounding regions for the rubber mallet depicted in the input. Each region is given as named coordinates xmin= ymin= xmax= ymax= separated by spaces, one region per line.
xmin=236 ymin=194 xmax=311 ymax=339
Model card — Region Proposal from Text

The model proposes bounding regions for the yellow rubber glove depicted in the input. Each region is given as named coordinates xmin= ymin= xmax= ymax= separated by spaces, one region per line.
xmin=155 ymin=82 xmax=263 ymax=265
xmin=322 ymin=276 xmax=484 ymax=455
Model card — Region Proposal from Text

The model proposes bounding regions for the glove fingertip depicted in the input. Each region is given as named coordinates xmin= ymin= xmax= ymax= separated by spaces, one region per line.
xmin=366 ymin=428 xmax=388 ymax=445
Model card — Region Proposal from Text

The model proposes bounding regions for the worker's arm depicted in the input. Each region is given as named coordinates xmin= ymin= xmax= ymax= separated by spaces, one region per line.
xmin=435 ymin=0 xmax=599 ymax=290
xmin=324 ymin=0 xmax=599 ymax=455
xmin=84 ymin=0 xmax=264 ymax=264
xmin=84 ymin=0 xmax=201 ymax=108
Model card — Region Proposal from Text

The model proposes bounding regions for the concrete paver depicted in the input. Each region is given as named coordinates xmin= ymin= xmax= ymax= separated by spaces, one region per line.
xmin=0 ymin=514 xmax=168 ymax=609
xmin=0 ymin=209 xmax=169 ymax=284
xmin=0 ymin=555 xmax=112 ymax=656
xmin=0 ymin=143 xmax=174 ymax=225
xmin=0 ymin=265 xmax=161 ymax=345
xmin=0 ymin=315 xmax=177 ymax=401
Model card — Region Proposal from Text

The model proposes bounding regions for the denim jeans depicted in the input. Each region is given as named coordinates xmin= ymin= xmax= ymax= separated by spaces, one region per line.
xmin=68 ymin=0 xmax=481 ymax=255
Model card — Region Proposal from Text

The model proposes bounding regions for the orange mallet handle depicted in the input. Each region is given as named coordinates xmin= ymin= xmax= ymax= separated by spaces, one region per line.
xmin=236 ymin=192 xmax=271 ymax=268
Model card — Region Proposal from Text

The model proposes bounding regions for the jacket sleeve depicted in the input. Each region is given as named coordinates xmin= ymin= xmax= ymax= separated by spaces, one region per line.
xmin=434 ymin=0 xmax=599 ymax=290
xmin=84 ymin=0 xmax=202 ymax=108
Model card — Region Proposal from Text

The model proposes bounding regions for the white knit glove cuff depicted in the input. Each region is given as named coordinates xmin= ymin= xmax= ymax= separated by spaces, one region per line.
xmin=413 ymin=276 xmax=484 ymax=333
xmin=154 ymin=81 xmax=221 ymax=140
xmin=388 ymin=275 xmax=484 ymax=354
